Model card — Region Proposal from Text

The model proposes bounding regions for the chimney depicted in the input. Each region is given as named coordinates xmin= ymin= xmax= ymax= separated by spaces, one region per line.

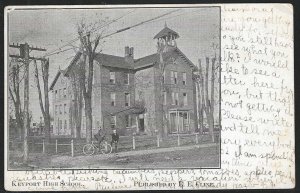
xmin=125 ymin=46 xmax=130 ymax=57
xmin=129 ymin=47 xmax=134 ymax=58
xmin=125 ymin=46 xmax=134 ymax=64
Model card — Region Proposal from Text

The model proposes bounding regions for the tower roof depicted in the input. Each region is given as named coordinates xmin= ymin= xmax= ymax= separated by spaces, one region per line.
xmin=153 ymin=24 xmax=179 ymax=39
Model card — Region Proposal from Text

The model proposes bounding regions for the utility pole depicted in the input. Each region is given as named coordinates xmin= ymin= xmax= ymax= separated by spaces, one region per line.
xmin=9 ymin=42 xmax=46 ymax=163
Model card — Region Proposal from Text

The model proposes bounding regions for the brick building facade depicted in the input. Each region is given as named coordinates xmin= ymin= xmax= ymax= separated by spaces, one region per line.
xmin=50 ymin=25 xmax=198 ymax=137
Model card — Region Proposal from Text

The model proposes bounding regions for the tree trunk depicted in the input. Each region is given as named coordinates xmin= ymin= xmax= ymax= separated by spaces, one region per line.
xmin=85 ymin=97 xmax=93 ymax=143
xmin=9 ymin=64 xmax=24 ymax=140
xmin=207 ymin=113 xmax=214 ymax=142
xmin=70 ymin=69 xmax=83 ymax=139
xmin=34 ymin=59 xmax=51 ymax=152
xmin=43 ymin=61 xmax=51 ymax=144
xmin=77 ymin=93 xmax=83 ymax=139
xmin=197 ymin=83 xmax=204 ymax=134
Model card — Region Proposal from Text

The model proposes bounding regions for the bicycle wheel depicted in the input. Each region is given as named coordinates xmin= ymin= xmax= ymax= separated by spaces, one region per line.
xmin=100 ymin=142 xmax=112 ymax=154
xmin=83 ymin=144 xmax=95 ymax=156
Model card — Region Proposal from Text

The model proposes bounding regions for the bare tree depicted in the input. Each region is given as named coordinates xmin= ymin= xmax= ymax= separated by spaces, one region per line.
xmin=156 ymin=44 xmax=175 ymax=137
xmin=77 ymin=18 xmax=108 ymax=143
xmin=69 ymin=63 xmax=83 ymax=139
xmin=196 ymin=59 xmax=204 ymax=134
xmin=8 ymin=61 xmax=24 ymax=140
xmin=34 ymin=59 xmax=51 ymax=144
xmin=198 ymin=57 xmax=216 ymax=142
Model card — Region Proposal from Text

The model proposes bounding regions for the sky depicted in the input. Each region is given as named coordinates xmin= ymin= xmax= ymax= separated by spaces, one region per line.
xmin=7 ymin=7 xmax=220 ymax=122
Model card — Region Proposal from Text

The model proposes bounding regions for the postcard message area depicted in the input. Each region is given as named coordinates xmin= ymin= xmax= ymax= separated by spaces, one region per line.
xmin=5 ymin=4 xmax=294 ymax=190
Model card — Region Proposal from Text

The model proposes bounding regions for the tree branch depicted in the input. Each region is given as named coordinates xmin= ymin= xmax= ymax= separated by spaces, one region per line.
xmin=34 ymin=60 xmax=46 ymax=116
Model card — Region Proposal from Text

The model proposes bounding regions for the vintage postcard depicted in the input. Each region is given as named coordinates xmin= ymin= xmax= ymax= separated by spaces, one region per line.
xmin=4 ymin=4 xmax=294 ymax=190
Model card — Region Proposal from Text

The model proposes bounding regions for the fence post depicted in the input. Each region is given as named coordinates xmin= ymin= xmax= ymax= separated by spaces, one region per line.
xmin=71 ymin=139 xmax=74 ymax=157
xmin=155 ymin=130 xmax=160 ymax=148
xmin=132 ymin=133 xmax=136 ymax=150
xmin=42 ymin=139 xmax=45 ymax=154
xmin=55 ymin=139 xmax=58 ymax=154
xmin=177 ymin=134 xmax=180 ymax=146
xmin=195 ymin=133 xmax=199 ymax=144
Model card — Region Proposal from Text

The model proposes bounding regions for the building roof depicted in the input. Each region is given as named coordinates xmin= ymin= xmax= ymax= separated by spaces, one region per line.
xmin=134 ymin=48 xmax=197 ymax=71
xmin=153 ymin=26 xmax=179 ymax=39
xmin=49 ymin=70 xmax=65 ymax=90
xmin=95 ymin=53 xmax=133 ymax=69
xmin=49 ymin=47 xmax=197 ymax=90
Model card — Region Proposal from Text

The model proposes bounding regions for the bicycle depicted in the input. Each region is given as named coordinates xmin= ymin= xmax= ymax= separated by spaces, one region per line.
xmin=83 ymin=140 xmax=112 ymax=156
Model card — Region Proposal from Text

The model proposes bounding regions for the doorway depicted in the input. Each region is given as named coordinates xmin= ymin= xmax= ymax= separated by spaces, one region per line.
xmin=139 ymin=118 xmax=144 ymax=132
xmin=138 ymin=114 xmax=144 ymax=132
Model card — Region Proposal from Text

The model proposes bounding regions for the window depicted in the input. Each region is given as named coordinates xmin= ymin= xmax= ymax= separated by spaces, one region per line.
xmin=124 ymin=73 xmax=129 ymax=85
xmin=163 ymin=91 xmax=167 ymax=105
xmin=183 ymin=93 xmax=188 ymax=106
xmin=162 ymin=71 xmax=166 ymax=84
xmin=111 ymin=93 xmax=116 ymax=106
xmin=125 ymin=114 xmax=131 ymax=127
xmin=64 ymin=120 xmax=67 ymax=131
xmin=171 ymin=71 xmax=177 ymax=84
xmin=59 ymin=120 xmax=62 ymax=131
xmin=172 ymin=92 xmax=179 ymax=105
xmin=64 ymin=104 xmax=67 ymax=114
xmin=63 ymin=88 xmax=67 ymax=98
xmin=57 ymin=118 xmax=59 ymax=131
xmin=55 ymin=90 xmax=58 ymax=100
xmin=55 ymin=105 xmax=57 ymax=115
xmin=111 ymin=116 xmax=116 ymax=128
xmin=125 ymin=93 xmax=130 ymax=107
xmin=182 ymin=73 xmax=187 ymax=85
xmin=172 ymin=92 xmax=175 ymax=105
xmin=59 ymin=104 xmax=62 ymax=114
xmin=59 ymin=89 xmax=62 ymax=99
xmin=110 ymin=71 xmax=115 ymax=84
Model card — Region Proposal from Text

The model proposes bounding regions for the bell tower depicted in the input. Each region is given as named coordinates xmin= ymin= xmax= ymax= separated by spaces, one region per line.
xmin=154 ymin=22 xmax=179 ymax=53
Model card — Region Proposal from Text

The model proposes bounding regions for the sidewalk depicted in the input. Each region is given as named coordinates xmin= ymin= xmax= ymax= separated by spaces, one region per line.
xmin=47 ymin=143 xmax=218 ymax=168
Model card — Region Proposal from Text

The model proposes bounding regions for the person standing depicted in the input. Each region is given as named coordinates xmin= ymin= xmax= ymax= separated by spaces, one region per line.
xmin=111 ymin=129 xmax=119 ymax=153
xmin=94 ymin=128 xmax=105 ymax=148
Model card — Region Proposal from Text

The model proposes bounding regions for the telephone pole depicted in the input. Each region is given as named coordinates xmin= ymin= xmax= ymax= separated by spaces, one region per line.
xmin=9 ymin=42 xmax=46 ymax=163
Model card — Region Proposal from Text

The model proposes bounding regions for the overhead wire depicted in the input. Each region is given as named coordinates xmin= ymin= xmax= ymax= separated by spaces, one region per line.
xmin=43 ymin=9 xmax=137 ymax=57
xmin=44 ymin=9 xmax=182 ymax=57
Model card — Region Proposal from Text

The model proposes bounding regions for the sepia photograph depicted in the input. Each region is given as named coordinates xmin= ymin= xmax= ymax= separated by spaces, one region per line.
xmin=6 ymin=6 xmax=221 ymax=170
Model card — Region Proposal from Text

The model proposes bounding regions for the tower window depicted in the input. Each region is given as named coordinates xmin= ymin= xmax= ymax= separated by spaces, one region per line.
xmin=109 ymin=71 xmax=115 ymax=84
xmin=63 ymin=88 xmax=67 ymax=98
xmin=124 ymin=73 xmax=130 ymax=85
xmin=64 ymin=120 xmax=67 ymax=131
xmin=183 ymin=93 xmax=188 ymax=106
xmin=111 ymin=93 xmax=116 ymax=106
xmin=64 ymin=104 xmax=67 ymax=114
xmin=171 ymin=71 xmax=177 ymax=84
xmin=183 ymin=73 xmax=187 ymax=85
xmin=172 ymin=92 xmax=179 ymax=105
xmin=125 ymin=114 xmax=131 ymax=127
xmin=125 ymin=93 xmax=130 ymax=107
